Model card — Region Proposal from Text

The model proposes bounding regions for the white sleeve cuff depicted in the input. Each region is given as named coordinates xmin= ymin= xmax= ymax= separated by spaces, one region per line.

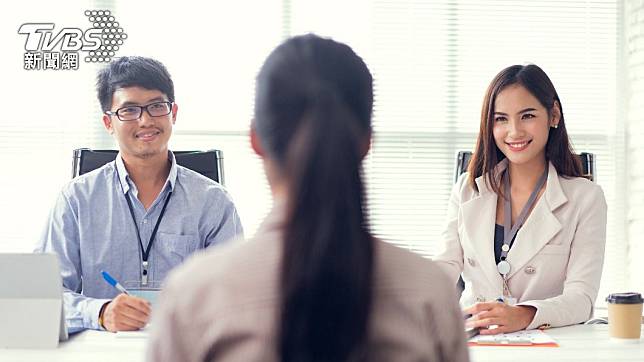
xmin=85 ymin=298 xmax=111 ymax=330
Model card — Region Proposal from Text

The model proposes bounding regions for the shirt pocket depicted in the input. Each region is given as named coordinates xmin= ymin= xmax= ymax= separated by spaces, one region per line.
xmin=153 ymin=232 xmax=197 ymax=280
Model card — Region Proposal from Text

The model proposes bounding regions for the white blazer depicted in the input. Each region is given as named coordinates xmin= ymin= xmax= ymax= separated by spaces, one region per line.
xmin=433 ymin=159 xmax=607 ymax=329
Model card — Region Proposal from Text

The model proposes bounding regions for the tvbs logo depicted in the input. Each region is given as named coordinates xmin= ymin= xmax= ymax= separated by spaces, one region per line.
xmin=18 ymin=10 xmax=127 ymax=70
xmin=19 ymin=24 xmax=102 ymax=52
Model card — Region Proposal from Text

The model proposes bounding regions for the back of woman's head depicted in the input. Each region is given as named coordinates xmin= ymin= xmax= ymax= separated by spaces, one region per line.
xmin=254 ymin=34 xmax=374 ymax=362
xmin=468 ymin=64 xmax=582 ymax=193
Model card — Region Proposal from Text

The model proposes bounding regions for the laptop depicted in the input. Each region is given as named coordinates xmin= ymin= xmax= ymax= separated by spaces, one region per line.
xmin=0 ymin=253 xmax=68 ymax=349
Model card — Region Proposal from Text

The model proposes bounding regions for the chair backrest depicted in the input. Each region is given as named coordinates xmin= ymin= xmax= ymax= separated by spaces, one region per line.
xmin=72 ymin=148 xmax=225 ymax=185
xmin=454 ymin=151 xmax=595 ymax=184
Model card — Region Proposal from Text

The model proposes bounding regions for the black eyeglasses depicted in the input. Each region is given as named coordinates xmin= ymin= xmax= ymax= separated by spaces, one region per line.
xmin=105 ymin=101 xmax=173 ymax=121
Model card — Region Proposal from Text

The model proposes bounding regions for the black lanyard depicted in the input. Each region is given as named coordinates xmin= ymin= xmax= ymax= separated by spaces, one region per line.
xmin=124 ymin=189 xmax=173 ymax=285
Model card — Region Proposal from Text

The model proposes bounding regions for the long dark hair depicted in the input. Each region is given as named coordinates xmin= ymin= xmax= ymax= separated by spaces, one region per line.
xmin=254 ymin=34 xmax=374 ymax=361
xmin=468 ymin=64 xmax=582 ymax=194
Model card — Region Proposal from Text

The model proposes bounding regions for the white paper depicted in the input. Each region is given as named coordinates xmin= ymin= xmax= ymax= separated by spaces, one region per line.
xmin=470 ymin=329 xmax=557 ymax=345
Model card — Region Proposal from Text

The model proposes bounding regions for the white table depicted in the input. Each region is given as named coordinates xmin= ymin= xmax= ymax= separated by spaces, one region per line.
xmin=1 ymin=325 xmax=642 ymax=361
xmin=471 ymin=324 xmax=644 ymax=362
xmin=0 ymin=330 xmax=147 ymax=362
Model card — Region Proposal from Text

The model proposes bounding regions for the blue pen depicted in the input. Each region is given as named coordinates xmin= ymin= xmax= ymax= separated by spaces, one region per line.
xmin=101 ymin=270 xmax=129 ymax=295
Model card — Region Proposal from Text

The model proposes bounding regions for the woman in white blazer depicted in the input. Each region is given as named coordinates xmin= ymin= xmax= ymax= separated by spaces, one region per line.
xmin=434 ymin=64 xmax=607 ymax=335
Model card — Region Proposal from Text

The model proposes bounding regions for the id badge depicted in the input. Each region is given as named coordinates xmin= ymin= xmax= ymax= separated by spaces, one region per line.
xmin=123 ymin=280 xmax=162 ymax=305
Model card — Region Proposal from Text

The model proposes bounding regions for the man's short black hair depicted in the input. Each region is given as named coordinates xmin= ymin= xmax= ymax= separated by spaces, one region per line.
xmin=96 ymin=56 xmax=175 ymax=112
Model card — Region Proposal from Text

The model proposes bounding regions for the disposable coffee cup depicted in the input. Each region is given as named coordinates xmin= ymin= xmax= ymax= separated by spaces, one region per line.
xmin=606 ymin=292 xmax=643 ymax=342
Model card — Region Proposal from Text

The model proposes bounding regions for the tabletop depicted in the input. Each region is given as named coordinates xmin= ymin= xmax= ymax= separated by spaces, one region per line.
xmin=1 ymin=324 xmax=642 ymax=362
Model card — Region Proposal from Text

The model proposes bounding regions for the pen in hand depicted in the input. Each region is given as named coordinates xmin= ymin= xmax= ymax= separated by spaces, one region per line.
xmin=101 ymin=270 xmax=129 ymax=295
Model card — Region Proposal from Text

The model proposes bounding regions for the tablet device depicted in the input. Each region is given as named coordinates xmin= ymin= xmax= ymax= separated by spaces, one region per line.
xmin=0 ymin=253 xmax=66 ymax=348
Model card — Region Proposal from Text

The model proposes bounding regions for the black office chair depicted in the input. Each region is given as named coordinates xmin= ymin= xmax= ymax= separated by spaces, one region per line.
xmin=72 ymin=148 xmax=225 ymax=185
xmin=454 ymin=151 xmax=595 ymax=183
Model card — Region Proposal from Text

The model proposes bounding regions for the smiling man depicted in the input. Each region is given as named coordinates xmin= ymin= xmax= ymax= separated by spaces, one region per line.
xmin=36 ymin=56 xmax=243 ymax=333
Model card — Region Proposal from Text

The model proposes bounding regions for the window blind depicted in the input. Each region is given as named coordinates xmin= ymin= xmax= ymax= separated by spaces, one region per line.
xmin=288 ymin=0 xmax=624 ymax=305
xmin=624 ymin=0 xmax=644 ymax=294
xmin=0 ymin=1 xmax=628 ymax=305
xmin=0 ymin=3 xmax=111 ymax=252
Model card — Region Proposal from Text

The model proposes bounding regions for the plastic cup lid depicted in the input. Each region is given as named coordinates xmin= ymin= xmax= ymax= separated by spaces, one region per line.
xmin=606 ymin=292 xmax=644 ymax=304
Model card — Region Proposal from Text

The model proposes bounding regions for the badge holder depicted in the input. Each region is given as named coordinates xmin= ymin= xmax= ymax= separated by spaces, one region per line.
xmin=123 ymin=280 xmax=163 ymax=306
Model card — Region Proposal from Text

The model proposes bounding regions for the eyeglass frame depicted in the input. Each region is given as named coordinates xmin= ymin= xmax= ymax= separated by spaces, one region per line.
xmin=104 ymin=101 xmax=174 ymax=122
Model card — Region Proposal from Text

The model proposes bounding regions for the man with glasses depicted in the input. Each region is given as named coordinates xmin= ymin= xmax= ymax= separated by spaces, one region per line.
xmin=36 ymin=56 xmax=243 ymax=333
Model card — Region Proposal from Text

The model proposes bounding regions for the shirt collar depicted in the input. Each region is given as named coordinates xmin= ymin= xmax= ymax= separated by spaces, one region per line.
xmin=115 ymin=151 xmax=178 ymax=194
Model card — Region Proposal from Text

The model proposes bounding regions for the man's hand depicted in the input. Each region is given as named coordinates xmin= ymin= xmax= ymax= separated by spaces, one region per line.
xmin=464 ymin=302 xmax=536 ymax=335
xmin=100 ymin=294 xmax=151 ymax=332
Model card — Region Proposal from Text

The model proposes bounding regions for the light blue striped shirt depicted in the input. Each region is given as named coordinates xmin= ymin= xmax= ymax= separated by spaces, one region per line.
xmin=36 ymin=151 xmax=243 ymax=333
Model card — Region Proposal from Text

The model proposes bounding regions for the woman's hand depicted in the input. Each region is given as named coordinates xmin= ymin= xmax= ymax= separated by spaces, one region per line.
xmin=464 ymin=302 xmax=536 ymax=335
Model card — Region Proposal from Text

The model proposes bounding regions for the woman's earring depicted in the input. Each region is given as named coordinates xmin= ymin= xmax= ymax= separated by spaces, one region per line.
xmin=551 ymin=124 xmax=559 ymax=129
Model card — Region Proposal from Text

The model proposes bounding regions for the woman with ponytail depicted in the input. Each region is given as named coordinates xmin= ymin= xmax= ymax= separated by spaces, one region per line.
xmin=148 ymin=34 xmax=468 ymax=362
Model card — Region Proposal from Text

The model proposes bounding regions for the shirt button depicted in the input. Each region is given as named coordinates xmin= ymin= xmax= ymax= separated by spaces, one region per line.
xmin=467 ymin=258 xmax=476 ymax=267
xmin=525 ymin=266 xmax=536 ymax=274
xmin=143 ymin=219 xmax=148 ymax=224
xmin=476 ymin=296 xmax=485 ymax=302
